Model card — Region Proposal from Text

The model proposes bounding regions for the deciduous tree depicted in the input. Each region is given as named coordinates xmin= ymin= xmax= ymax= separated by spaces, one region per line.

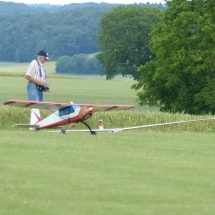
xmin=132 ymin=0 xmax=215 ymax=114
xmin=96 ymin=5 xmax=161 ymax=80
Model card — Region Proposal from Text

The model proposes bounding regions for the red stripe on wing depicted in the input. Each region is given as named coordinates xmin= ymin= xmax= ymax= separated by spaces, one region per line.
xmin=4 ymin=100 xmax=135 ymax=111
xmin=4 ymin=100 xmax=71 ymax=110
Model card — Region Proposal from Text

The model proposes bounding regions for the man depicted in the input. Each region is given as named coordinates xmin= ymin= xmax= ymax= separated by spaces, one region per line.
xmin=26 ymin=50 xmax=50 ymax=101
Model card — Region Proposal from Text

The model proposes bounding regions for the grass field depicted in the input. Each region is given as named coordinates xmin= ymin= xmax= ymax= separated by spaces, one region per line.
xmin=1 ymin=62 xmax=215 ymax=214
xmin=0 ymin=61 xmax=56 ymax=74
xmin=1 ymin=131 xmax=215 ymax=215
xmin=0 ymin=75 xmax=136 ymax=104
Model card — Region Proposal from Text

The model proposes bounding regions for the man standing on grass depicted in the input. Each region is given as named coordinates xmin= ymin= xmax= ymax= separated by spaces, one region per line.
xmin=25 ymin=50 xmax=50 ymax=102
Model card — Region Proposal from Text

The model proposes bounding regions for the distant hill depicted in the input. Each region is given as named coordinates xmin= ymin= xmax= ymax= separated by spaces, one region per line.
xmin=0 ymin=1 xmax=120 ymax=14
xmin=0 ymin=1 xmax=166 ymax=63
xmin=0 ymin=1 xmax=166 ymax=15
xmin=0 ymin=1 xmax=48 ymax=14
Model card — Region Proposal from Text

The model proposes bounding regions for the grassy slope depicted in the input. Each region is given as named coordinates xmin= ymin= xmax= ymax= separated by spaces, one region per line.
xmin=1 ymin=131 xmax=215 ymax=215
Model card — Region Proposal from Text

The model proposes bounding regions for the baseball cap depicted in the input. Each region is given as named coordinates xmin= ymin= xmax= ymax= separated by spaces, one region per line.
xmin=38 ymin=50 xmax=50 ymax=60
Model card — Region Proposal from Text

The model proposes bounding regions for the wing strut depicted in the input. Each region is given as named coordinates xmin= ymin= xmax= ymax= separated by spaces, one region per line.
xmin=45 ymin=107 xmax=65 ymax=120
xmin=44 ymin=107 xmax=74 ymax=134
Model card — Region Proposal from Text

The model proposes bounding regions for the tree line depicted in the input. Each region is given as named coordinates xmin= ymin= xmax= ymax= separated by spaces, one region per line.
xmin=56 ymin=53 xmax=102 ymax=75
xmin=0 ymin=1 xmax=165 ymax=63
xmin=0 ymin=1 xmax=113 ymax=14
xmin=0 ymin=6 xmax=111 ymax=62
xmin=0 ymin=1 xmax=165 ymax=15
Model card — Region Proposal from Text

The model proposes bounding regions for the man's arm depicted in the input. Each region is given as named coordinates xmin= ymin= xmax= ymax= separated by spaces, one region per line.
xmin=25 ymin=75 xmax=49 ymax=86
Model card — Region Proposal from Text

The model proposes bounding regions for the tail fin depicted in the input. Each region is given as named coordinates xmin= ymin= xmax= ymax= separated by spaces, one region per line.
xmin=29 ymin=109 xmax=41 ymax=130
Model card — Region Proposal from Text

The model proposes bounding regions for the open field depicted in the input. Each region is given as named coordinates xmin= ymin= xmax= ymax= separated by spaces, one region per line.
xmin=1 ymin=131 xmax=215 ymax=215
xmin=0 ymin=74 xmax=136 ymax=104
xmin=0 ymin=60 xmax=138 ymax=80
xmin=0 ymin=61 xmax=56 ymax=74
xmin=1 ymin=63 xmax=215 ymax=214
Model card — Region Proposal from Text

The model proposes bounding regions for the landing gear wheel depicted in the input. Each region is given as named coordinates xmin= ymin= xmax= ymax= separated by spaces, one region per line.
xmin=90 ymin=131 xmax=97 ymax=135
xmin=60 ymin=130 xmax=66 ymax=134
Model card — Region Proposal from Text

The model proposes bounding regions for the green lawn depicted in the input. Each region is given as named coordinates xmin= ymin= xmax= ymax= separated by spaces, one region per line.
xmin=1 ymin=131 xmax=215 ymax=215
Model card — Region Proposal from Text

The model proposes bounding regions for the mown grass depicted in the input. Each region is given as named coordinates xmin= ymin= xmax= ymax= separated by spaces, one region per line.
xmin=1 ymin=131 xmax=215 ymax=215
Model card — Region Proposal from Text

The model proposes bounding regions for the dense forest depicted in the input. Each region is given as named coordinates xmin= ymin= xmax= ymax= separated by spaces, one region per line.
xmin=0 ymin=1 xmax=166 ymax=63
xmin=0 ymin=1 xmax=118 ymax=14
xmin=0 ymin=1 xmax=165 ymax=14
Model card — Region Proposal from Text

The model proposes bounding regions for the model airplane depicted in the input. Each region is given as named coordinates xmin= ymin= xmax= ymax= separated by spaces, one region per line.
xmin=3 ymin=100 xmax=135 ymax=135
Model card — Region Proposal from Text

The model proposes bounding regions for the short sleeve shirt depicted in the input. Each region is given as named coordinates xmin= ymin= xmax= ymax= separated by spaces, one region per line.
xmin=26 ymin=59 xmax=46 ymax=82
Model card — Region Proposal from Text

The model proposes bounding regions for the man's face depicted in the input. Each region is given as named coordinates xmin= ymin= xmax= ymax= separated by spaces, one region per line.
xmin=39 ymin=56 xmax=47 ymax=63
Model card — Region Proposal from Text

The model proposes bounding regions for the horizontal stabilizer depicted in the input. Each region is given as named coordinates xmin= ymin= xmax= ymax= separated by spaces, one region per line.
xmin=12 ymin=124 xmax=39 ymax=128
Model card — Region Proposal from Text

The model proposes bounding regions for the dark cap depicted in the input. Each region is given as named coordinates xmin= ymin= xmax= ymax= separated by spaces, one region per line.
xmin=38 ymin=50 xmax=50 ymax=60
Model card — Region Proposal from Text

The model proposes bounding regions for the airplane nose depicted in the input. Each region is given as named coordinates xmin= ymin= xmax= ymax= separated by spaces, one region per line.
xmin=83 ymin=107 xmax=93 ymax=120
